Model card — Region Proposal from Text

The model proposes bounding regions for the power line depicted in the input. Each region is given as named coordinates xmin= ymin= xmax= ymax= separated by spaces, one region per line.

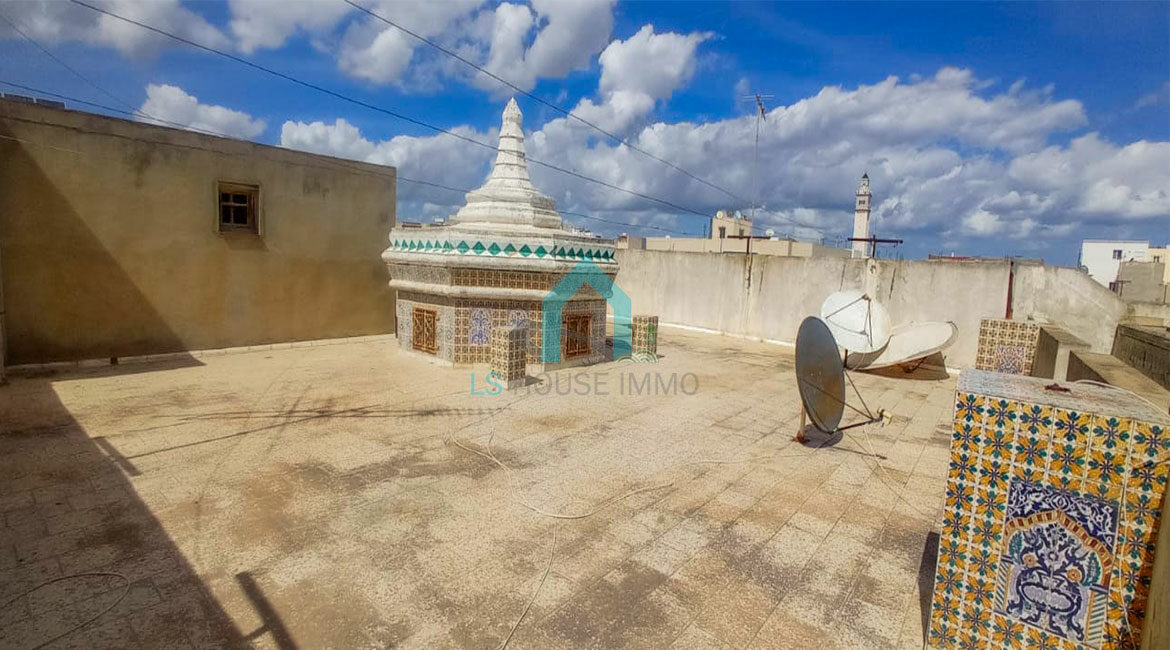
xmin=67 ymin=0 xmax=720 ymax=222
xmin=343 ymin=0 xmax=749 ymax=207
xmin=0 ymin=8 xmax=216 ymax=144
xmin=0 ymin=79 xmax=690 ymax=237
xmin=0 ymin=10 xmax=138 ymax=113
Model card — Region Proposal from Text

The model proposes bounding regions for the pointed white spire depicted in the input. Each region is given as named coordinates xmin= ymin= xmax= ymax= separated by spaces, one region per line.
xmin=450 ymin=98 xmax=563 ymax=229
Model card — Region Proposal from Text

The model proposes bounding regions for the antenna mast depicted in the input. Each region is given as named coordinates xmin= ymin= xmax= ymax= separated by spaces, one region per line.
xmin=741 ymin=92 xmax=772 ymax=221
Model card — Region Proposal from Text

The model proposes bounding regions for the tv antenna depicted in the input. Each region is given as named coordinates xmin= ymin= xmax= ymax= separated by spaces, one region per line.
xmin=847 ymin=235 xmax=904 ymax=259
xmin=793 ymin=316 xmax=889 ymax=442
xmin=741 ymin=92 xmax=773 ymax=221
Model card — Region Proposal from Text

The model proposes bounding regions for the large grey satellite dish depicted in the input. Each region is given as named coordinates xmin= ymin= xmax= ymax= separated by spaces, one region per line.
xmin=820 ymin=290 xmax=892 ymax=354
xmin=794 ymin=316 xmax=889 ymax=438
xmin=795 ymin=316 xmax=846 ymax=433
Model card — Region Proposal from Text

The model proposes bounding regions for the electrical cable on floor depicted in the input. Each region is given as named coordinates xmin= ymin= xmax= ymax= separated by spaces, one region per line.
xmin=1072 ymin=378 xmax=1168 ymax=416
xmin=853 ymin=421 xmax=940 ymax=521
xmin=496 ymin=522 xmax=558 ymax=650
xmin=0 ymin=571 xmax=130 ymax=650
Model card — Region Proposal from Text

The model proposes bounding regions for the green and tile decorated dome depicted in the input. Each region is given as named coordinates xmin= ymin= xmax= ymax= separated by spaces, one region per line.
xmin=382 ymin=97 xmax=617 ymax=300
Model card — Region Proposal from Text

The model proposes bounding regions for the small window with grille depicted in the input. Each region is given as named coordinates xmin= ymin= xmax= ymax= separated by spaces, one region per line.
xmin=563 ymin=314 xmax=591 ymax=359
xmin=217 ymin=182 xmax=259 ymax=233
xmin=412 ymin=308 xmax=437 ymax=354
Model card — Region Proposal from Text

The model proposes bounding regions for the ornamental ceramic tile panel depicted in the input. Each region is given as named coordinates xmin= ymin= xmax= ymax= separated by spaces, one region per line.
xmin=490 ymin=324 xmax=528 ymax=389
xmin=929 ymin=369 xmax=1169 ymax=650
xmin=469 ymin=308 xmax=491 ymax=345
xmin=632 ymin=315 xmax=659 ymax=357
xmin=975 ymin=319 xmax=1042 ymax=375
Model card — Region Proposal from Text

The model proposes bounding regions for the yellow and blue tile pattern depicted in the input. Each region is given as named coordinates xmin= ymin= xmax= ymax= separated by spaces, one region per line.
xmin=929 ymin=370 xmax=1168 ymax=650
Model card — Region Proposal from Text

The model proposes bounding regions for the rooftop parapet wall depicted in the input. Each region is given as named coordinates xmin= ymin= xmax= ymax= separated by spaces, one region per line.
xmin=614 ymin=249 xmax=1012 ymax=367
xmin=1010 ymin=263 xmax=1128 ymax=353
xmin=614 ymin=249 xmax=1138 ymax=368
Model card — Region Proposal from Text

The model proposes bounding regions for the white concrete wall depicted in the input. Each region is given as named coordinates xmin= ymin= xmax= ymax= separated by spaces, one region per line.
xmin=1010 ymin=264 xmax=1128 ymax=353
xmin=642 ymin=236 xmax=850 ymax=258
xmin=614 ymin=249 xmax=1014 ymax=367
xmin=1080 ymin=240 xmax=1149 ymax=287
xmin=1129 ymin=301 xmax=1170 ymax=326
xmin=615 ymin=249 xmax=1153 ymax=368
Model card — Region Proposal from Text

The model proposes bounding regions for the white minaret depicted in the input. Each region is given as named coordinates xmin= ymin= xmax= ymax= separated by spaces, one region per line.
xmin=851 ymin=173 xmax=872 ymax=258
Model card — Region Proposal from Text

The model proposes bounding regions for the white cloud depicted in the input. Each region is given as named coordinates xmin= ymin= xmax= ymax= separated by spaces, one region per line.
xmin=474 ymin=0 xmax=615 ymax=92
xmin=140 ymin=84 xmax=266 ymax=139
xmin=282 ymin=63 xmax=1164 ymax=248
xmin=1009 ymin=134 xmax=1170 ymax=220
xmin=336 ymin=0 xmax=484 ymax=85
xmin=598 ymin=25 xmax=711 ymax=100
xmin=0 ymin=0 xmax=228 ymax=58
xmin=332 ymin=0 xmax=613 ymax=90
xmin=279 ymin=117 xmax=495 ymax=208
xmin=279 ymin=118 xmax=376 ymax=160
xmin=227 ymin=0 xmax=352 ymax=54
xmin=534 ymin=25 xmax=712 ymax=138
xmin=1134 ymin=81 xmax=1170 ymax=110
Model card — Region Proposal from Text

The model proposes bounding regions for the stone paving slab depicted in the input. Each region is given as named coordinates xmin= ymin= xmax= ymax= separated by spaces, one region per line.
xmin=0 ymin=328 xmax=957 ymax=649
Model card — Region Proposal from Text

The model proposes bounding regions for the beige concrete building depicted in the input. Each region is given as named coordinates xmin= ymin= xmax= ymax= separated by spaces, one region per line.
xmin=0 ymin=98 xmax=397 ymax=366
xmin=638 ymin=210 xmax=848 ymax=258
xmin=1117 ymin=260 xmax=1170 ymax=304
xmin=710 ymin=209 xmax=752 ymax=239
xmin=1149 ymin=246 xmax=1170 ymax=283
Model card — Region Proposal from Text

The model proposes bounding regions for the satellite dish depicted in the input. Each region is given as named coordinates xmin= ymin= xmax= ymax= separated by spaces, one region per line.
xmin=845 ymin=321 xmax=958 ymax=370
xmin=820 ymin=290 xmax=892 ymax=354
xmin=795 ymin=316 xmax=846 ymax=433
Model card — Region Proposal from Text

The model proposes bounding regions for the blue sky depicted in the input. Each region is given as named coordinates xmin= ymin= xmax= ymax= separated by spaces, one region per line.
xmin=1 ymin=0 xmax=1167 ymax=265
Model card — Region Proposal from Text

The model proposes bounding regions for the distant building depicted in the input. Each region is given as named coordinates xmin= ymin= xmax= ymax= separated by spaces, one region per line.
xmin=615 ymin=234 xmax=645 ymax=250
xmin=1116 ymin=260 xmax=1169 ymax=304
xmin=928 ymin=254 xmax=1045 ymax=265
xmin=1148 ymin=246 xmax=1170 ymax=285
xmin=852 ymin=173 xmax=872 ymax=258
xmin=1079 ymin=240 xmax=1151 ymax=290
xmin=710 ymin=210 xmax=752 ymax=239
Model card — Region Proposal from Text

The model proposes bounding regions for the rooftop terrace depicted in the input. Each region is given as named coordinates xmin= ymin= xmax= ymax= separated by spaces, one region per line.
xmin=1 ymin=328 xmax=957 ymax=649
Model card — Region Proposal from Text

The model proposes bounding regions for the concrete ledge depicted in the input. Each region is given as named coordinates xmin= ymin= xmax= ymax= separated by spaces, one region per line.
xmin=1032 ymin=325 xmax=1091 ymax=381
xmin=1112 ymin=324 xmax=1170 ymax=390
xmin=1067 ymin=350 xmax=1170 ymax=415
xmin=5 ymin=334 xmax=397 ymax=375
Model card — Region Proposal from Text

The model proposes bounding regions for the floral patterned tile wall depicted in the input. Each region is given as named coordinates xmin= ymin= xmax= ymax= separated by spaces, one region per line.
xmin=975 ymin=319 xmax=1042 ymax=375
xmin=931 ymin=370 xmax=1169 ymax=650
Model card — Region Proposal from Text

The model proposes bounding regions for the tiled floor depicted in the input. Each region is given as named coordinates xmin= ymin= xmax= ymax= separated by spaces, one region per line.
xmin=0 ymin=328 xmax=957 ymax=649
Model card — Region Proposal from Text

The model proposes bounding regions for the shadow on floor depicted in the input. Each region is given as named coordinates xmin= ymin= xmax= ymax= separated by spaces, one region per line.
xmin=0 ymin=371 xmax=279 ymax=648
xmin=858 ymin=352 xmax=951 ymax=381
xmin=917 ymin=531 xmax=940 ymax=644
xmin=237 ymin=572 xmax=297 ymax=650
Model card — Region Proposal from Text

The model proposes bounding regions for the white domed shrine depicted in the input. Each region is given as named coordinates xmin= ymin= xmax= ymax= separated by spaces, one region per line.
xmin=382 ymin=98 xmax=618 ymax=366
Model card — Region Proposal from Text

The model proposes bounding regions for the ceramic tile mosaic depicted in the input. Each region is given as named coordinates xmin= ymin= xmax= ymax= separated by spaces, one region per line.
xmin=632 ymin=315 xmax=659 ymax=357
xmin=452 ymin=269 xmax=553 ymax=291
xmin=929 ymin=369 xmax=1169 ymax=650
xmin=469 ymin=308 xmax=491 ymax=345
xmin=976 ymin=319 xmax=1042 ymax=375
xmin=397 ymin=262 xmax=611 ymax=365
xmin=490 ymin=324 xmax=528 ymax=389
